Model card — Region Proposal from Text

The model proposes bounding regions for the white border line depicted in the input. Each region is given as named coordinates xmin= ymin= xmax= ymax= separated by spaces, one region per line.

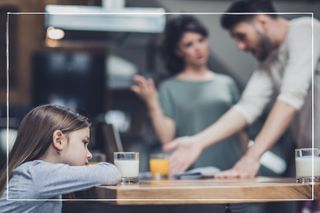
xmin=311 ymin=13 xmax=315 ymax=201
xmin=4 ymin=198 xmax=314 ymax=202
xmin=6 ymin=11 xmax=316 ymax=203
xmin=6 ymin=12 xmax=10 ymax=202
xmin=7 ymin=12 xmax=314 ymax=15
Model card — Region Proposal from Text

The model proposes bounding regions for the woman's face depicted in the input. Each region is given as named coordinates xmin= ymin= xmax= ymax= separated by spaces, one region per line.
xmin=176 ymin=32 xmax=209 ymax=67
xmin=62 ymin=127 xmax=92 ymax=166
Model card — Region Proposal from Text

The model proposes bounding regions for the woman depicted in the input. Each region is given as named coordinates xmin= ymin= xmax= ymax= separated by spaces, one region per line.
xmin=132 ymin=15 xmax=246 ymax=173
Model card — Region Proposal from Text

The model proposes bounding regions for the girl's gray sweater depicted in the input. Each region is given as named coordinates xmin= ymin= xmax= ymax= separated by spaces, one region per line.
xmin=0 ymin=160 xmax=121 ymax=213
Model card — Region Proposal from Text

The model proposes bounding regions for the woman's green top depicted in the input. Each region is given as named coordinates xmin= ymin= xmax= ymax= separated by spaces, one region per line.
xmin=159 ymin=73 xmax=243 ymax=170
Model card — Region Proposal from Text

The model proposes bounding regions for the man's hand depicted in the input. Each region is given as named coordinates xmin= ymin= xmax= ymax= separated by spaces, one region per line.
xmin=215 ymin=100 xmax=297 ymax=179
xmin=163 ymin=137 xmax=204 ymax=174
xmin=215 ymin=153 xmax=260 ymax=179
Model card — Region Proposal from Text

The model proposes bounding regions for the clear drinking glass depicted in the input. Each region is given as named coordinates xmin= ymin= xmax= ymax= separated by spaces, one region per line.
xmin=149 ymin=153 xmax=169 ymax=179
xmin=295 ymin=148 xmax=320 ymax=183
xmin=114 ymin=152 xmax=139 ymax=184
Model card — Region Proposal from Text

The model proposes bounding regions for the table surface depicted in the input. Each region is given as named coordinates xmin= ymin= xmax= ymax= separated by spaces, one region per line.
xmin=78 ymin=177 xmax=320 ymax=205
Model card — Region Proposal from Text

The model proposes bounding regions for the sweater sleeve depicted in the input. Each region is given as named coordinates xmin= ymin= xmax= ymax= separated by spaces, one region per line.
xmin=277 ymin=18 xmax=319 ymax=109
xmin=30 ymin=162 xmax=121 ymax=199
xmin=232 ymin=69 xmax=274 ymax=124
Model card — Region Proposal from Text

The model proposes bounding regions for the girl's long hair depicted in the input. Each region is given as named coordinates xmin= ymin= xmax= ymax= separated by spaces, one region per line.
xmin=0 ymin=104 xmax=90 ymax=195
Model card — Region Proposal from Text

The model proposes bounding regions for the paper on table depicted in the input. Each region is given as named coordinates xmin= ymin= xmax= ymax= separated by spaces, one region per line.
xmin=173 ymin=166 xmax=220 ymax=180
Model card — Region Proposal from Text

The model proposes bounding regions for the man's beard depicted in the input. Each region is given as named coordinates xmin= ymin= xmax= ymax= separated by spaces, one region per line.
xmin=254 ymin=32 xmax=275 ymax=62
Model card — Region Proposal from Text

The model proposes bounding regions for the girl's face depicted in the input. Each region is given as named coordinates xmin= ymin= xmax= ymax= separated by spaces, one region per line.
xmin=62 ymin=127 xmax=92 ymax=166
xmin=176 ymin=32 xmax=209 ymax=67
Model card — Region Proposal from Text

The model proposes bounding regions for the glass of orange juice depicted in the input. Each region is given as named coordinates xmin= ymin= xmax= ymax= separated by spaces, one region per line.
xmin=149 ymin=153 xmax=169 ymax=179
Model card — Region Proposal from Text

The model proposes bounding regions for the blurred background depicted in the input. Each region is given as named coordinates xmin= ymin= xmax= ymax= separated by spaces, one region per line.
xmin=0 ymin=0 xmax=319 ymax=212
xmin=0 ymin=0 xmax=319 ymax=178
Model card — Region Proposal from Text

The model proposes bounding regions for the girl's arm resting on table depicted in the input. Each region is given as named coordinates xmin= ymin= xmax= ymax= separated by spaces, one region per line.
xmin=32 ymin=162 xmax=121 ymax=198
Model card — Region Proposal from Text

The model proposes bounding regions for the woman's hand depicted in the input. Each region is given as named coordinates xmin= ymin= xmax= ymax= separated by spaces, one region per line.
xmin=131 ymin=75 xmax=158 ymax=109
xmin=162 ymin=136 xmax=204 ymax=174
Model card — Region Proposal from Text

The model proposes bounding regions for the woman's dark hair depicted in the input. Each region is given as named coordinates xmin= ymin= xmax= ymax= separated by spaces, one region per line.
xmin=0 ymin=104 xmax=91 ymax=195
xmin=221 ymin=0 xmax=278 ymax=30
xmin=161 ymin=15 xmax=208 ymax=75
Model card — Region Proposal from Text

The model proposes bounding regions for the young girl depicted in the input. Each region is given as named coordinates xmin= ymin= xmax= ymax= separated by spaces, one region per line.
xmin=0 ymin=104 xmax=121 ymax=212
xmin=132 ymin=15 xmax=246 ymax=174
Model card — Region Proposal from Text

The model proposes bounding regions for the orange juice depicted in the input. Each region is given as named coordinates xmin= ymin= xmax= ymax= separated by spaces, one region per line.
xmin=150 ymin=158 xmax=169 ymax=176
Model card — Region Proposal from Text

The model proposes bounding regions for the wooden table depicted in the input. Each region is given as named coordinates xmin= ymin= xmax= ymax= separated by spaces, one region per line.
xmin=78 ymin=177 xmax=320 ymax=205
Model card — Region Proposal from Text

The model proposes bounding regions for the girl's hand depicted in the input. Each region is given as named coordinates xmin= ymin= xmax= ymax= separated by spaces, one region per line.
xmin=131 ymin=75 xmax=158 ymax=109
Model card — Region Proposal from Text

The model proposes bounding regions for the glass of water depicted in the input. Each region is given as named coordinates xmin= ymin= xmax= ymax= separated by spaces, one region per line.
xmin=295 ymin=148 xmax=320 ymax=183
